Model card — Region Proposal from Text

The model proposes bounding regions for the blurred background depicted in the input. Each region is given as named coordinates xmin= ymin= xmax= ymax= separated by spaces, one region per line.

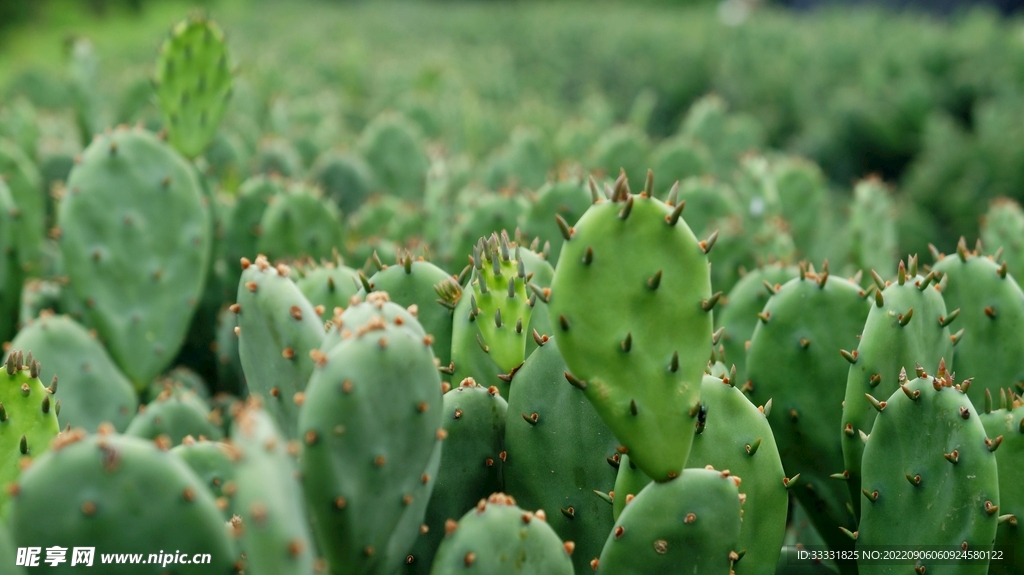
xmin=2 ymin=0 xmax=1024 ymax=260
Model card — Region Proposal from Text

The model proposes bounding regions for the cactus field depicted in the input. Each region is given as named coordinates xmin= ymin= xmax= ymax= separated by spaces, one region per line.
xmin=0 ymin=1 xmax=1023 ymax=574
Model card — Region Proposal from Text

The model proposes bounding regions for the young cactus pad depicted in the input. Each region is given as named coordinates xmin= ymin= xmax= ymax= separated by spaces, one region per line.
xmin=548 ymin=171 xmax=714 ymax=482
xmin=0 ymin=351 xmax=59 ymax=510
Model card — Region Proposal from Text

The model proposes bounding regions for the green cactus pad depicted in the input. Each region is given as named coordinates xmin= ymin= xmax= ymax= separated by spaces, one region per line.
xmin=299 ymin=304 xmax=443 ymax=575
xmin=503 ymin=336 xmax=618 ymax=573
xmin=548 ymin=173 xmax=713 ymax=482
xmin=235 ymin=255 xmax=324 ymax=438
xmin=223 ymin=176 xmax=284 ymax=292
xmin=0 ymin=351 xmax=60 ymax=510
xmin=841 ymin=258 xmax=952 ymax=518
xmin=858 ymin=374 xmax=999 ymax=575
xmin=0 ymin=178 xmax=24 ymax=343
xmin=612 ymin=454 xmax=651 ymax=522
xmin=746 ymin=268 xmax=868 ymax=566
xmin=848 ymin=178 xmax=897 ymax=278
xmin=979 ymin=397 xmax=1024 ymax=575
xmin=980 ymin=198 xmax=1024 ymax=277
xmin=257 ymin=184 xmax=344 ymax=264
xmin=170 ymin=437 xmax=236 ymax=519
xmin=125 ymin=388 xmax=221 ymax=447
xmin=231 ymin=402 xmax=318 ymax=575
xmin=154 ymin=16 xmax=233 ymax=159
xmin=520 ymin=180 xmax=591 ymax=263
xmin=10 ymin=314 xmax=137 ymax=432
xmin=310 ymin=149 xmax=375 ymax=216
xmin=430 ymin=493 xmax=574 ymax=575
xmin=596 ymin=467 xmax=743 ymax=575
xmin=687 ymin=373 xmax=788 ymax=575
xmin=58 ymin=127 xmax=211 ymax=389
xmin=358 ymin=112 xmax=429 ymax=201
xmin=296 ymin=260 xmax=361 ymax=321
xmin=0 ymin=137 xmax=44 ymax=276
xmin=9 ymin=432 xmax=238 ymax=574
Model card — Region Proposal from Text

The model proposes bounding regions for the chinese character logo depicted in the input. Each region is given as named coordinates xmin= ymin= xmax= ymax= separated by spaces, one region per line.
xmin=71 ymin=547 xmax=96 ymax=567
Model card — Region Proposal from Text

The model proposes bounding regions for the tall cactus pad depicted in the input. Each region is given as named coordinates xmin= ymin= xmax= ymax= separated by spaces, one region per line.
xmin=503 ymin=337 xmax=618 ymax=574
xmin=430 ymin=493 xmax=574 ymax=575
xmin=858 ymin=374 xmax=999 ymax=575
xmin=224 ymin=176 xmax=284 ymax=294
xmin=0 ymin=351 xmax=60 ymax=509
xmin=981 ymin=198 xmax=1024 ymax=277
xmin=841 ymin=259 xmax=951 ymax=517
xmin=848 ymin=178 xmax=897 ymax=277
xmin=299 ymin=305 xmax=443 ymax=575
xmin=596 ymin=467 xmax=743 ymax=575
xmin=257 ymin=185 xmax=344 ymax=263
xmin=231 ymin=402 xmax=318 ymax=575
xmin=10 ymin=314 xmax=137 ymax=432
xmin=979 ymin=399 xmax=1024 ymax=575
xmin=0 ymin=178 xmax=25 ymax=344
xmin=170 ymin=437 xmax=236 ymax=519
xmin=154 ymin=16 xmax=232 ymax=158
xmin=612 ymin=454 xmax=651 ymax=521
xmin=932 ymin=242 xmax=1024 ymax=402
xmin=235 ymin=255 xmax=324 ymax=438
xmin=549 ymin=173 xmax=713 ymax=481
xmin=0 ymin=137 xmax=44 ymax=277
xmin=9 ymin=432 xmax=238 ymax=574
xmin=687 ymin=374 xmax=787 ymax=575
xmin=59 ymin=127 xmax=210 ymax=388
xmin=746 ymin=269 xmax=868 ymax=563
xmin=410 ymin=378 xmax=506 ymax=572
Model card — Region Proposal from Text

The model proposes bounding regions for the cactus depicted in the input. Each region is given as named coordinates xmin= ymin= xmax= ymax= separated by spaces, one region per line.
xmin=773 ymin=157 xmax=826 ymax=259
xmin=299 ymin=290 xmax=443 ymax=575
xmin=596 ymin=467 xmax=743 ymax=575
xmin=430 ymin=493 xmax=574 ymax=575
xmin=148 ymin=365 xmax=211 ymax=403
xmin=930 ymin=238 xmax=1024 ymax=401
xmin=170 ymin=436 xmax=236 ymax=519
xmin=257 ymin=184 xmax=344 ymax=264
xmin=235 ymin=255 xmax=324 ymax=437
xmin=361 ymin=253 xmax=454 ymax=366
xmin=224 ymin=175 xmax=285 ymax=294
xmin=548 ymin=171 xmax=713 ymax=482
xmin=857 ymin=371 xmax=1000 ymax=575
xmin=9 ymin=431 xmax=238 ymax=574
xmin=687 ymin=373 xmax=788 ymax=575
xmin=0 ymin=178 xmax=23 ymax=342
xmin=154 ymin=15 xmax=233 ymax=158
xmin=449 ymin=192 xmax=527 ymax=273
xmin=848 ymin=177 xmax=897 ymax=278
xmin=503 ymin=336 xmax=618 ymax=573
xmin=214 ymin=305 xmax=245 ymax=395
xmin=257 ymin=136 xmax=304 ymax=178
xmin=125 ymin=387 xmax=222 ymax=446
xmin=612 ymin=454 xmax=651 ymax=522
xmin=310 ymin=149 xmax=376 ymax=215
xmin=409 ymin=378 xmax=506 ymax=572
xmin=979 ymin=393 xmax=1023 ymax=575
xmin=0 ymin=136 xmax=44 ymax=276
xmin=0 ymin=97 xmax=39 ymax=159
xmin=716 ymin=264 xmax=800 ymax=382
xmin=10 ymin=314 xmax=137 ymax=432
xmin=484 ymin=126 xmax=551 ymax=192
xmin=319 ymin=291 xmax=424 ymax=355
xmin=359 ymin=112 xmax=429 ymax=201
xmin=746 ymin=266 xmax=868 ymax=568
xmin=296 ymin=258 xmax=361 ymax=321
xmin=980 ymin=198 xmax=1024 ymax=276
xmin=519 ymin=180 xmax=591 ymax=264
xmin=0 ymin=351 xmax=60 ymax=509
xmin=650 ymin=137 xmax=712 ymax=198
xmin=17 ymin=279 xmax=62 ymax=327
xmin=0 ymin=521 xmax=25 ymax=575
xmin=450 ymin=232 xmax=534 ymax=398
xmin=841 ymin=257 xmax=952 ymax=518
xmin=58 ymin=127 xmax=211 ymax=389
xmin=680 ymin=94 xmax=764 ymax=174
xmin=589 ymin=125 xmax=650 ymax=181
xmin=231 ymin=401 xmax=318 ymax=575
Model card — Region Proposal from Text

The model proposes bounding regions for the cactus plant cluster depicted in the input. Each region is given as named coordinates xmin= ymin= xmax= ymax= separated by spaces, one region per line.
xmin=0 ymin=12 xmax=1023 ymax=575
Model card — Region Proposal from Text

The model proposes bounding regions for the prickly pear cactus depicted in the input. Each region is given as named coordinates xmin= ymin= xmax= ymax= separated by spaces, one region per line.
xmin=746 ymin=266 xmax=868 ymax=567
xmin=0 ymin=351 xmax=59 ymax=509
xmin=548 ymin=171 xmax=713 ymax=482
xmin=358 ymin=112 xmax=429 ymax=201
xmin=0 ymin=178 xmax=24 ymax=343
xmin=981 ymin=198 xmax=1024 ymax=277
xmin=361 ymin=253 xmax=454 ymax=366
xmin=409 ymin=378 xmax=506 ymax=572
xmin=223 ymin=175 xmax=284 ymax=294
xmin=650 ymin=137 xmax=712 ymax=198
xmin=931 ymin=239 xmax=1024 ymax=401
xmin=231 ymin=401 xmax=318 ymax=575
xmin=716 ymin=264 xmax=800 ymax=382
xmin=841 ymin=258 xmax=952 ymax=518
xmin=979 ymin=394 xmax=1023 ymax=575
xmin=774 ymin=157 xmax=826 ymax=258
xmin=503 ymin=336 xmax=618 ymax=574
xmin=848 ymin=177 xmax=897 ymax=278
xmin=596 ymin=467 xmax=743 ymax=575
xmin=299 ymin=296 xmax=443 ymax=575
xmin=588 ymin=125 xmax=650 ymax=182
xmin=310 ymin=149 xmax=376 ymax=216
xmin=125 ymin=388 xmax=222 ymax=446
xmin=58 ymin=127 xmax=211 ymax=389
xmin=235 ymin=255 xmax=324 ymax=437
xmin=857 ymin=372 xmax=1000 ymax=575
xmin=687 ymin=373 xmax=788 ymax=575
xmin=430 ymin=493 xmax=575 ymax=575
xmin=154 ymin=15 xmax=233 ymax=158
xmin=612 ymin=454 xmax=651 ymax=522
xmin=148 ymin=365 xmax=211 ymax=403
xmin=9 ymin=431 xmax=238 ymax=574
xmin=0 ymin=522 xmax=25 ymax=575
xmin=450 ymin=231 xmax=534 ymax=398
xmin=0 ymin=137 xmax=44 ymax=277
xmin=256 ymin=184 xmax=344 ymax=263
xmin=520 ymin=180 xmax=591 ymax=263
xmin=10 ymin=314 xmax=137 ymax=432
xmin=170 ymin=436 xmax=236 ymax=519
xmin=296 ymin=258 xmax=360 ymax=320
